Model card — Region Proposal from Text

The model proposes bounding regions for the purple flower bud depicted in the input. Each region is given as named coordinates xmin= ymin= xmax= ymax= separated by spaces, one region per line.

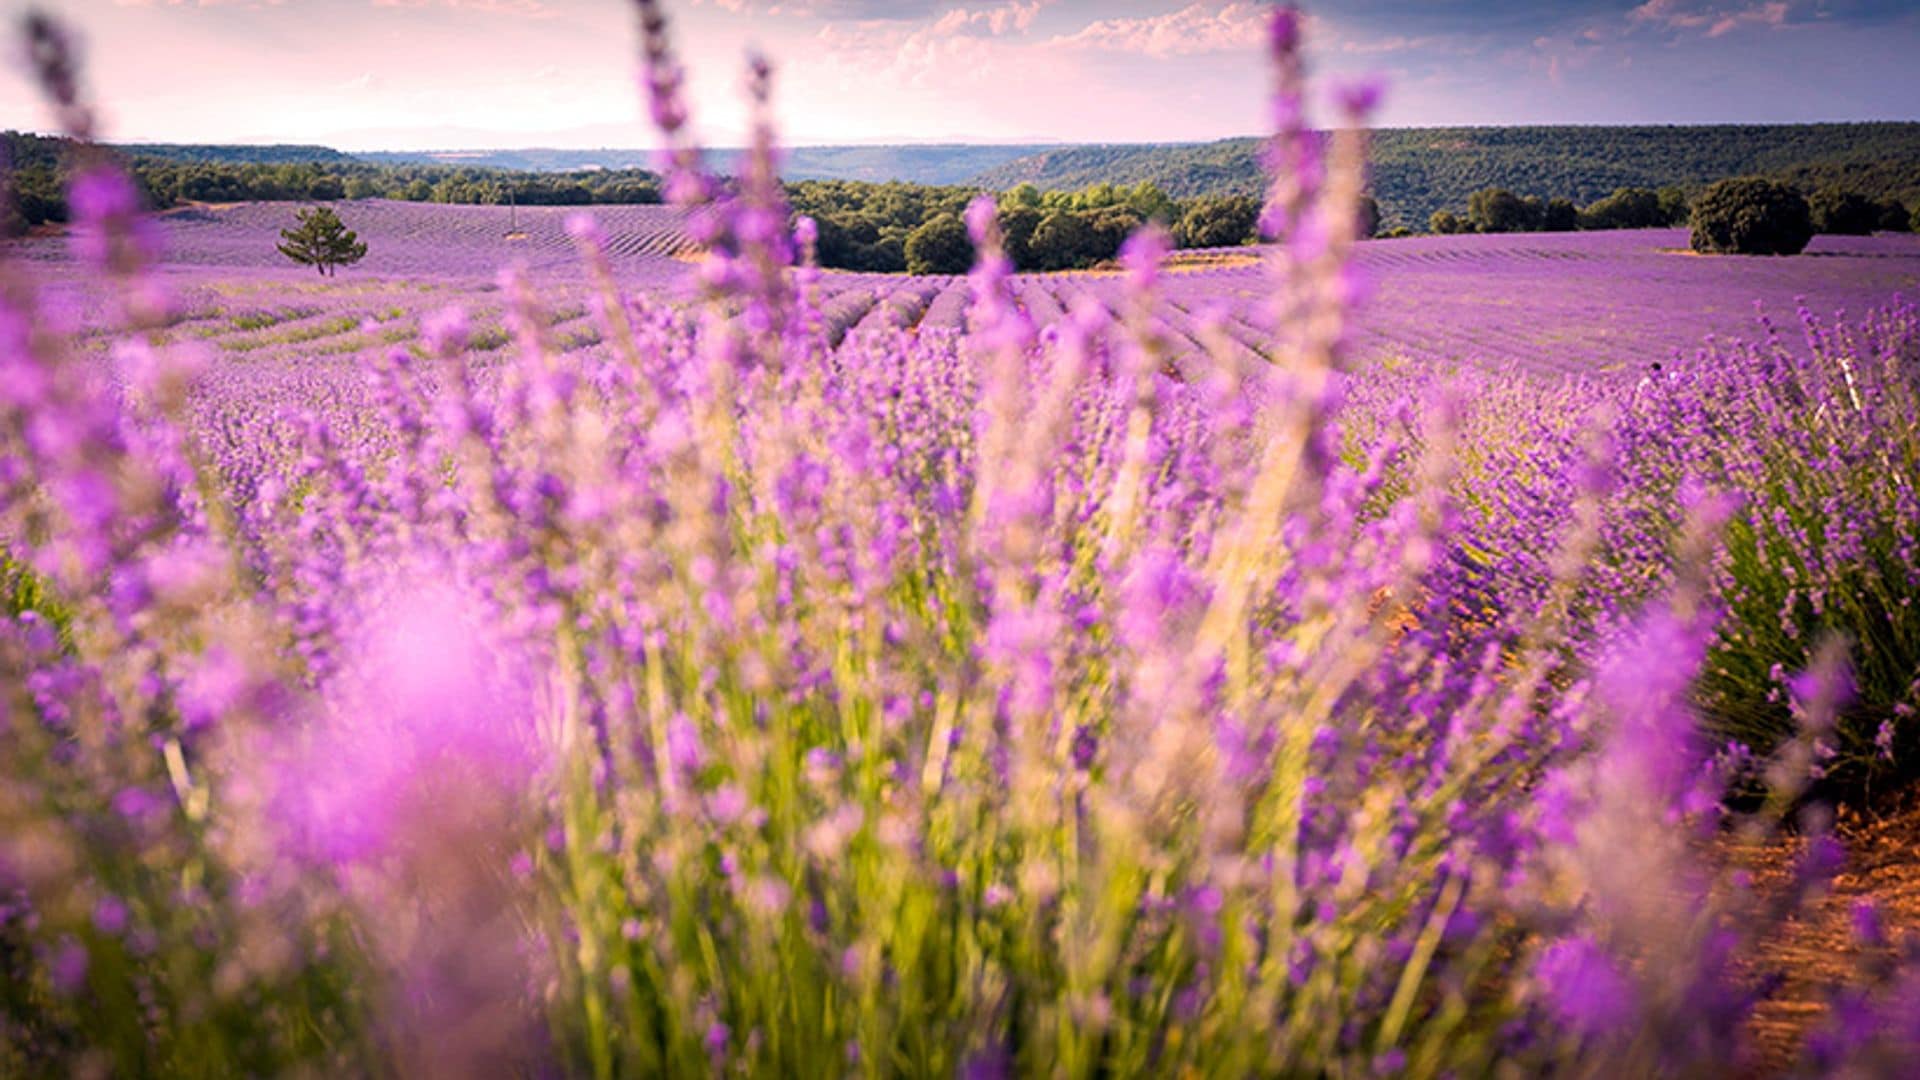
xmin=49 ymin=936 xmax=88 ymax=996
xmin=92 ymin=896 xmax=129 ymax=936
xmin=1335 ymin=78 xmax=1386 ymax=122
xmin=1851 ymin=899 xmax=1887 ymax=949
xmin=1269 ymin=6 xmax=1302 ymax=56
xmin=422 ymin=305 xmax=470 ymax=356
xmin=1534 ymin=935 xmax=1635 ymax=1037
xmin=1121 ymin=224 xmax=1171 ymax=293
xmin=565 ymin=211 xmax=604 ymax=245
xmin=707 ymin=784 xmax=747 ymax=824
xmin=965 ymin=195 xmax=1000 ymax=247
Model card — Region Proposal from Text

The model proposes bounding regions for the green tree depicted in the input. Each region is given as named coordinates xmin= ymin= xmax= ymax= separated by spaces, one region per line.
xmin=1689 ymin=177 xmax=1813 ymax=256
xmin=1809 ymin=188 xmax=1880 ymax=235
xmin=1086 ymin=206 xmax=1143 ymax=264
xmin=1875 ymin=198 xmax=1911 ymax=232
xmin=1123 ymin=181 xmax=1177 ymax=223
xmin=1466 ymin=188 xmax=1540 ymax=233
xmin=998 ymin=206 xmax=1042 ymax=270
xmin=1005 ymin=182 xmax=1042 ymax=209
xmin=1029 ymin=211 xmax=1096 ymax=271
xmin=1175 ymin=195 xmax=1259 ymax=249
xmin=903 ymin=213 xmax=973 ymax=275
xmin=1429 ymin=210 xmax=1464 ymax=235
xmin=1542 ymin=198 xmax=1579 ymax=232
xmin=277 ymin=205 xmax=368 ymax=276
xmin=1580 ymin=187 xmax=1664 ymax=230
xmin=1656 ymin=186 xmax=1690 ymax=225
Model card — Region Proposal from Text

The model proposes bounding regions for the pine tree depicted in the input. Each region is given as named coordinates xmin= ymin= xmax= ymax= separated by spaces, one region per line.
xmin=277 ymin=206 xmax=367 ymax=277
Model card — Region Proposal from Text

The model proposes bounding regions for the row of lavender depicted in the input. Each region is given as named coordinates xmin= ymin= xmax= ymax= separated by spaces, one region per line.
xmin=20 ymin=198 xmax=1917 ymax=379
xmin=3 ymin=4 xmax=1918 ymax=1076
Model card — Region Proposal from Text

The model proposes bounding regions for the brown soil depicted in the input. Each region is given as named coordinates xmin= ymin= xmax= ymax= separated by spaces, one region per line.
xmin=1736 ymin=799 xmax=1920 ymax=1073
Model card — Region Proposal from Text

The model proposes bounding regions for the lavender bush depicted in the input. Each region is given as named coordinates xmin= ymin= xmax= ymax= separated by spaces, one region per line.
xmin=2 ymin=4 xmax=1917 ymax=1076
xmin=1379 ymin=299 xmax=1920 ymax=792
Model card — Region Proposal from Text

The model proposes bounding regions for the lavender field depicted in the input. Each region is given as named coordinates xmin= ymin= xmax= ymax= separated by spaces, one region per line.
xmin=18 ymin=201 xmax=1918 ymax=379
xmin=3 ymin=3 xmax=1920 ymax=1078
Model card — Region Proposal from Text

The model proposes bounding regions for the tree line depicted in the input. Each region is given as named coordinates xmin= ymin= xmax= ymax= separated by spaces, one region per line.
xmin=5 ymin=131 xmax=1295 ymax=271
xmin=790 ymin=179 xmax=1369 ymax=274
xmin=968 ymin=123 xmax=1920 ymax=233
xmin=3 ymin=131 xmax=663 ymax=234
xmin=1426 ymin=182 xmax=1915 ymax=238
xmin=9 ymin=129 xmax=1911 ymax=267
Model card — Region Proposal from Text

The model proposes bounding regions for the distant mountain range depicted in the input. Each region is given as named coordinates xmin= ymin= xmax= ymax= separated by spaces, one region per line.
xmin=113 ymin=122 xmax=1920 ymax=230
xmin=357 ymin=145 xmax=1060 ymax=187
xmin=112 ymin=142 xmax=1058 ymax=189
xmin=119 ymin=142 xmax=362 ymax=166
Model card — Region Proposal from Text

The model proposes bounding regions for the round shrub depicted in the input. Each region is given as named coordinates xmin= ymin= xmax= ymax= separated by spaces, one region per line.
xmin=1580 ymin=187 xmax=1664 ymax=231
xmin=1542 ymin=197 xmax=1579 ymax=232
xmin=1174 ymin=194 xmax=1259 ymax=250
xmin=1688 ymin=178 xmax=1813 ymax=255
xmin=902 ymin=213 xmax=973 ymax=275
xmin=1086 ymin=205 xmax=1143 ymax=264
xmin=1810 ymin=189 xmax=1880 ymax=236
xmin=1028 ymin=210 xmax=1097 ymax=271
xmin=997 ymin=205 xmax=1042 ymax=270
xmin=1466 ymin=188 xmax=1539 ymax=233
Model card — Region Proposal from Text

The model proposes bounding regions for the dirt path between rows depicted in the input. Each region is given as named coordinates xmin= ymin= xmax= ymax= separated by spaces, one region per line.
xmin=1738 ymin=801 xmax=1920 ymax=1072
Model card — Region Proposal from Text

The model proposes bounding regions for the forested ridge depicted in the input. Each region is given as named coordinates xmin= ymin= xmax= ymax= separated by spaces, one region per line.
xmin=7 ymin=124 xmax=1916 ymax=269
xmin=972 ymin=123 xmax=1920 ymax=231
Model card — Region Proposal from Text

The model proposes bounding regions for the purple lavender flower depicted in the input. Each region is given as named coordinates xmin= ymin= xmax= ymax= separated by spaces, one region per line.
xmin=1534 ymin=935 xmax=1635 ymax=1038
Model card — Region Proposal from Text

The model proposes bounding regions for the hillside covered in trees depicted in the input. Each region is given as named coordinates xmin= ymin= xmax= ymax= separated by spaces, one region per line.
xmin=366 ymin=144 xmax=1057 ymax=186
xmin=7 ymin=124 xmax=1915 ymax=262
xmin=2 ymin=131 xmax=664 ymax=233
xmin=971 ymin=123 xmax=1920 ymax=232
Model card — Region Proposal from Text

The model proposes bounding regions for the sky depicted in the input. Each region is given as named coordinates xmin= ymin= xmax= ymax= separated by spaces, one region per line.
xmin=3 ymin=0 xmax=1918 ymax=150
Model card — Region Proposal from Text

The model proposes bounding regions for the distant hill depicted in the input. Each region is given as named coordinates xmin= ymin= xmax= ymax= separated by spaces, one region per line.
xmin=750 ymin=145 xmax=1060 ymax=186
xmin=46 ymin=124 xmax=1920 ymax=231
xmin=970 ymin=123 xmax=1920 ymax=230
xmin=358 ymin=148 xmax=659 ymax=172
xmin=118 ymin=142 xmax=359 ymax=165
xmin=359 ymin=145 xmax=1060 ymax=186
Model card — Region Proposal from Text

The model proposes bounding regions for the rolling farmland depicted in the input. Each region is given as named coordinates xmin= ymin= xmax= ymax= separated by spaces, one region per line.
xmin=17 ymin=201 xmax=1916 ymax=378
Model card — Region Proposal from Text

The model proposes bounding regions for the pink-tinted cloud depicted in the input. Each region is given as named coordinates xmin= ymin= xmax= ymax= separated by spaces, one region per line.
xmin=1629 ymin=0 xmax=1793 ymax=37
xmin=12 ymin=0 xmax=1916 ymax=149
xmin=373 ymin=0 xmax=555 ymax=15
xmin=110 ymin=0 xmax=286 ymax=8
xmin=927 ymin=0 xmax=1051 ymax=38
xmin=1338 ymin=33 xmax=1444 ymax=56
xmin=112 ymin=0 xmax=551 ymax=10
xmin=689 ymin=0 xmax=964 ymax=17
xmin=812 ymin=0 xmax=1053 ymax=88
xmin=1048 ymin=1 xmax=1268 ymax=59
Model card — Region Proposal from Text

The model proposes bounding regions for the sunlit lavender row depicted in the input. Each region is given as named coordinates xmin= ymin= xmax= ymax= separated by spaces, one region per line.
xmin=2 ymin=4 xmax=1918 ymax=1077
